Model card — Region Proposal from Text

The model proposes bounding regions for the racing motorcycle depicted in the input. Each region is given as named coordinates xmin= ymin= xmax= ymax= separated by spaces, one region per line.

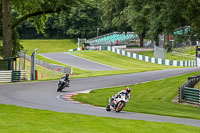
xmin=57 ymin=78 xmax=70 ymax=92
xmin=106 ymin=92 xmax=128 ymax=112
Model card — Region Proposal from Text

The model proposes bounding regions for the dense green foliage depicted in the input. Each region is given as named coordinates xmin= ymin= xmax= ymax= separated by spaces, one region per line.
xmin=2 ymin=0 xmax=200 ymax=57
xmin=1 ymin=0 xmax=84 ymax=58
xmin=102 ymin=0 xmax=200 ymax=47
xmin=74 ymin=71 xmax=200 ymax=120
xmin=17 ymin=1 xmax=103 ymax=39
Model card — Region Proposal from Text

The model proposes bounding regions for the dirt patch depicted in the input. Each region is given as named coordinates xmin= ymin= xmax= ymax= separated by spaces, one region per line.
xmin=172 ymin=96 xmax=200 ymax=108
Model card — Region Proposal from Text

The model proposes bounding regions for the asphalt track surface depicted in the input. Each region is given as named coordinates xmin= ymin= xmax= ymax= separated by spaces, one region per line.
xmin=1 ymin=68 xmax=200 ymax=127
xmin=39 ymin=52 xmax=121 ymax=71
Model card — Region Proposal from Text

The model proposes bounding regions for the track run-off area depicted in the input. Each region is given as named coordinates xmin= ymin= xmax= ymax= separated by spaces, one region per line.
xmin=0 ymin=67 xmax=200 ymax=127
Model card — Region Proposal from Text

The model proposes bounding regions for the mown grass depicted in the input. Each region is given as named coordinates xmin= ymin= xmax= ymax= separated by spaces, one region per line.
xmin=136 ymin=46 xmax=196 ymax=61
xmin=31 ymin=50 xmax=184 ymax=79
xmin=20 ymin=40 xmax=193 ymax=80
xmin=0 ymin=104 xmax=199 ymax=133
xmin=194 ymin=82 xmax=200 ymax=89
xmin=21 ymin=39 xmax=77 ymax=56
xmin=74 ymin=71 xmax=200 ymax=120
xmin=25 ymin=59 xmax=64 ymax=80
xmin=137 ymin=51 xmax=194 ymax=61
xmin=37 ymin=55 xmax=88 ymax=76
xmin=71 ymin=50 xmax=182 ymax=70
xmin=174 ymin=46 xmax=196 ymax=55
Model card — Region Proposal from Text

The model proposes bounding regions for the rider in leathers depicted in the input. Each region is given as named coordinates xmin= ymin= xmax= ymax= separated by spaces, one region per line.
xmin=111 ymin=87 xmax=131 ymax=108
xmin=59 ymin=73 xmax=70 ymax=87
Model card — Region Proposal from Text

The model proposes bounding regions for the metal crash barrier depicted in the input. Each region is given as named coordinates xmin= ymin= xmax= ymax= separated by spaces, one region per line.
xmin=179 ymin=75 xmax=200 ymax=105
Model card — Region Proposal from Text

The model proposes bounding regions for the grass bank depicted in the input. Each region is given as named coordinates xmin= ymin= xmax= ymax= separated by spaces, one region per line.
xmin=25 ymin=59 xmax=64 ymax=80
xmin=137 ymin=46 xmax=196 ymax=61
xmin=35 ymin=50 xmax=184 ymax=79
xmin=0 ymin=104 xmax=199 ymax=133
xmin=21 ymin=39 xmax=77 ymax=56
xmin=74 ymin=71 xmax=200 ymax=120
xmin=137 ymin=51 xmax=194 ymax=61
xmin=20 ymin=40 xmax=193 ymax=80
xmin=71 ymin=50 xmax=182 ymax=71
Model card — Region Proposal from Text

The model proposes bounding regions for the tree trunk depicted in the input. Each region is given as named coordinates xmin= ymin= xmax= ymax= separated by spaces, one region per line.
xmin=155 ymin=35 xmax=159 ymax=46
xmin=2 ymin=0 xmax=12 ymax=58
xmin=139 ymin=33 xmax=144 ymax=47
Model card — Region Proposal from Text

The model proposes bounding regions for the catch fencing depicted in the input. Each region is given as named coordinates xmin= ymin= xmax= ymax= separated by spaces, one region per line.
xmin=0 ymin=70 xmax=26 ymax=82
xmin=179 ymin=75 xmax=200 ymax=105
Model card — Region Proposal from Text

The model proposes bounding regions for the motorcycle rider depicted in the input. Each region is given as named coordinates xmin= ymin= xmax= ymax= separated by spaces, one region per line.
xmin=111 ymin=87 xmax=131 ymax=108
xmin=58 ymin=73 xmax=70 ymax=88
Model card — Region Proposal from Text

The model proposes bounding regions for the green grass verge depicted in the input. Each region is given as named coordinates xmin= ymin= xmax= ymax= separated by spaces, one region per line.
xmin=73 ymin=71 xmax=200 ymax=120
xmin=34 ymin=50 xmax=184 ymax=79
xmin=0 ymin=104 xmax=199 ymax=133
xmin=71 ymin=50 xmax=182 ymax=70
xmin=37 ymin=55 xmax=88 ymax=76
xmin=25 ymin=59 xmax=64 ymax=80
xmin=137 ymin=51 xmax=194 ymax=61
xmin=174 ymin=46 xmax=196 ymax=55
xmin=194 ymin=82 xmax=200 ymax=89
xmin=21 ymin=39 xmax=77 ymax=56
xmin=20 ymin=40 xmax=194 ymax=80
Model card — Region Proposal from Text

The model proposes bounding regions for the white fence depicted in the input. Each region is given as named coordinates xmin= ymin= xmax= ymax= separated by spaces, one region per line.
xmin=0 ymin=71 xmax=12 ymax=82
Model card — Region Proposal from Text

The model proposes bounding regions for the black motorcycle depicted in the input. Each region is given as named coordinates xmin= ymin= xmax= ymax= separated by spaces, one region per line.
xmin=57 ymin=78 xmax=70 ymax=92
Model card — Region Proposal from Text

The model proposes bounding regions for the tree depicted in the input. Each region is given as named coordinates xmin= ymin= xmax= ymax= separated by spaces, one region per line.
xmin=102 ymin=0 xmax=149 ymax=47
xmin=66 ymin=2 xmax=102 ymax=38
xmin=125 ymin=0 xmax=150 ymax=47
xmin=2 ymin=0 xmax=12 ymax=58
xmin=16 ymin=1 xmax=103 ymax=39
xmin=184 ymin=0 xmax=200 ymax=38
xmin=101 ymin=0 xmax=200 ymax=48
xmin=2 ymin=0 xmax=82 ymax=58
xmin=146 ymin=0 xmax=188 ymax=46
xmin=102 ymin=0 xmax=131 ymax=32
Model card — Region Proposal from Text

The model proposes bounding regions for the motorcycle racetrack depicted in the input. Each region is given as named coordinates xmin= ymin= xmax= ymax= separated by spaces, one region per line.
xmin=40 ymin=52 xmax=121 ymax=71
xmin=0 ymin=68 xmax=200 ymax=127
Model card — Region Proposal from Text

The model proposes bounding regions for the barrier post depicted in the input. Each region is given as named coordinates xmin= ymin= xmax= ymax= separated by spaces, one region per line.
xmin=35 ymin=70 xmax=38 ymax=80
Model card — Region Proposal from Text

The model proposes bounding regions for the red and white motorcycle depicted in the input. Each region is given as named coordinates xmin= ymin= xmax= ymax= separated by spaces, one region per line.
xmin=106 ymin=92 xmax=129 ymax=112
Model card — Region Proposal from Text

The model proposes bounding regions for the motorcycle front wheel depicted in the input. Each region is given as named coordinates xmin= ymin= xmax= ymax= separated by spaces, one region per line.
xmin=115 ymin=101 xmax=125 ymax=112
xmin=57 ymin=85 xmax=64 ymax=92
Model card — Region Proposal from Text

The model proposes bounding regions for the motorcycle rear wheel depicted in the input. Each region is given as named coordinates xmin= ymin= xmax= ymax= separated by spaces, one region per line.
xmin=106 ymin=104 xmax=111 ymax=111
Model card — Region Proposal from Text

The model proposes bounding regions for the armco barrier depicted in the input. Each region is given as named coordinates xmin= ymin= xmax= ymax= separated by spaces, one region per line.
xmin=12 ymin=70 xmax=26 ymax=82
xmin=179 ymin=75 xmax=200 ymax=105
xmin=0 ymin=70 xmax=26 ymax=82
xmin=184 ymin=87 xmax=200 ymax=105
xmin=107 ymin=46 xmax=196 ymax=67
